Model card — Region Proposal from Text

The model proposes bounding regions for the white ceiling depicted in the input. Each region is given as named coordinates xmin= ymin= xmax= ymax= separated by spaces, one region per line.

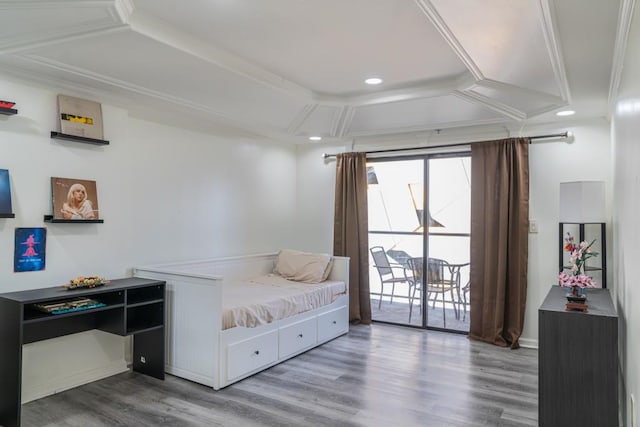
xmin=0 ymin=0 xmax=625 ymax=144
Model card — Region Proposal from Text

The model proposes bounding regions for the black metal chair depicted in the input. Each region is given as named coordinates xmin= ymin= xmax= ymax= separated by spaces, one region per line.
xmin=405 ymin=257 xmax=459 ymax=326
xmin=369 ymin=246 xmax=412 ymax=309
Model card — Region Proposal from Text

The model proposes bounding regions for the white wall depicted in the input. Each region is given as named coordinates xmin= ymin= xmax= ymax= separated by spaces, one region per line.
xmin=612 ymin=2 xmax=640 ymax=425
xmin=523 ymin=120 xmax=612 ymax=346
xmin=0 ymin=75 xmax=297 ymax=401
xmin=295 ymin=121 xmax=613 ymax=349
xmin=294 ymin=144 xmax=342 ymax=253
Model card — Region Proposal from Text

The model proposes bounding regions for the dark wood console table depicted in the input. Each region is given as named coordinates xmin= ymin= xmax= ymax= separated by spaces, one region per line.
xmin=0 ymin=277 xmax=166 ymax=427
xmin=539 ymin=286 xmax=618 ymax=426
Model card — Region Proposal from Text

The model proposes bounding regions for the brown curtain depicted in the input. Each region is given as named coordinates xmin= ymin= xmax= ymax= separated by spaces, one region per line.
xmin=334 ymin=152 xmax=371 ymax=324
xmin=469 ymin=138 xmax=529 ymax=349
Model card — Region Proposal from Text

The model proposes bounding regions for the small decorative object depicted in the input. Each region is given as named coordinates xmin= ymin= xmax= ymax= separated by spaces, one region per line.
xmin=57 ymin=95 xmax=104 ymax=139
xmin=63 ymin=275 xmax=109 ymax=290
xmin=14 ymin=227 xmax=47 ymax=272
xmin=51 ymin=177 xmax=100 ymax=220
xmin=0 ymin=100 xmax=16 ymax=109
xmin=558 ymin=232 xmax=599 ymax=312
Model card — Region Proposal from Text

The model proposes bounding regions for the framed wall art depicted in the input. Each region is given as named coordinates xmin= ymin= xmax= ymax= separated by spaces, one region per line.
xmin=51 ymin=177 xmax=100 ymax=220
xmin=0 ymin=169 xmax=12 ymax=214
xmin=57 ymin=95 xmax=104 ymax=140
xmin=14 ymin=227 xmax=47 ymax=272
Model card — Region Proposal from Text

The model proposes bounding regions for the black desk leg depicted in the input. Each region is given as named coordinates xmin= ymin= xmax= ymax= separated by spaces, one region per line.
xmin=132 ymin=327 xmax=165 ymax=380
xmin=0 ymin=300 xmax=22 ymax=427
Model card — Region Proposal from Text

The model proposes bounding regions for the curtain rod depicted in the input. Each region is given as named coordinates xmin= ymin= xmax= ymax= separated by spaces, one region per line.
xmin=321 ymin=131 xmax=570 ymax=159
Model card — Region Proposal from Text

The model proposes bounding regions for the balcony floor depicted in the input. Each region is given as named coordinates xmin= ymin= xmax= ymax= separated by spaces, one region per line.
xmin=371 ymin=296 xmax=470 ymax=332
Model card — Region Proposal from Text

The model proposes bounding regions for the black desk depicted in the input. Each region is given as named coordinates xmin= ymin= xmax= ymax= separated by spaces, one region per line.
xmin=538 ymin=286 xmax=618 ymax=426
xmin=0 ymin=277 xmax=166 ymax=427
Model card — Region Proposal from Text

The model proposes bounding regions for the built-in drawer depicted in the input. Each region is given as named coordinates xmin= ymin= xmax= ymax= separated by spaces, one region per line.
xmin=226 ymin=330 xmax=278 ymax=381
xmin=278 ymin=317 xmax=317 ymax=359
xmin=317 ymin=305 xmax=349 ymax=342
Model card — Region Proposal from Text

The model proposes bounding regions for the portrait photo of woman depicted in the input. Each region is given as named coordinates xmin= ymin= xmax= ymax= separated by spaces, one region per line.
xmin=51 ymin=177 xmax=100 ymax=220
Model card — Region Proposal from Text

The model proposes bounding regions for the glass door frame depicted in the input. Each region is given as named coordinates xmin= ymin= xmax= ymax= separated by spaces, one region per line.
xmin=368 ymin=150 xmax=471 ymax=334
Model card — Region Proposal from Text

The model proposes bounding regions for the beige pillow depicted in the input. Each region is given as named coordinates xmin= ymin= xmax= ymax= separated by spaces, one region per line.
xmin=273 ymin=249 xmax=333 ymax=283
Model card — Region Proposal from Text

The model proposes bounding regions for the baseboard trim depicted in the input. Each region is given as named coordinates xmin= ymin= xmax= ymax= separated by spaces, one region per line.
xmin=165 ymin=365 xmax=215 ymax=388
xmin=519 ymin=337 xmax=539 ymax=349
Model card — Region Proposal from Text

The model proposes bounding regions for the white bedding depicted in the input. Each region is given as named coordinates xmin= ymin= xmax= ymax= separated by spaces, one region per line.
xmin=222 ymin=275 xmax=346 ymax=329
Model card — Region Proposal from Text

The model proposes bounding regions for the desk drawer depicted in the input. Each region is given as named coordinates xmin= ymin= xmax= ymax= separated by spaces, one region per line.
xmin=226 ymin=330 xmax=278 ymax=381
xmin=279 ymin=317 xmax=317 ymax=358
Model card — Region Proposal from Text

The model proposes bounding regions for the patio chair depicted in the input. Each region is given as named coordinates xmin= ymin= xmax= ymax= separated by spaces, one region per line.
xmin=370 ymin=246 xmax=412 ymax=309
xmin=385 ymin=249 xmax=412 ymax=269
xmin=405 ymin=257 xmax=459 ymax=326
xmin=460 ymin=279 xmax=470 ymax=321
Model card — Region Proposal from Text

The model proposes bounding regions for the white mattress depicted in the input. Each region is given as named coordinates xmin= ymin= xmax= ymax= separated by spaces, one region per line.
xmin=222 ymin=275 xmax=346 ymax=329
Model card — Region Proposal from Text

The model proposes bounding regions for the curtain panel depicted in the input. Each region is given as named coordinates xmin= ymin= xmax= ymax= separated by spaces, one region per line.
xmin=333 ymin=152 xmax=371 ymax=324
xmin=469 ymin=138 xmax=529 ymax=349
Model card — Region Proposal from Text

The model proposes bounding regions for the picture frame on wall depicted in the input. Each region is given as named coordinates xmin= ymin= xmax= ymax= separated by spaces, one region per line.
xmin=0 ymin=169 xmax=12 ymax=214
xmin=57 ymin=95 xmax=104 ymax=140
xmin=51 ymin=177 xmax=100 ymax=220
xmin=14 ymin=227 xmax=47 ymax=272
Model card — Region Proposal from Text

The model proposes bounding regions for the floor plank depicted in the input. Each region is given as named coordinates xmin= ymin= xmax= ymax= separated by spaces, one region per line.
xmin=22 ymin=324 xmax=538 ymax=426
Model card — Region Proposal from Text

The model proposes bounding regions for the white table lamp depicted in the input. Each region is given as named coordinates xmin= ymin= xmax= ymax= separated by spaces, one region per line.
xmin=559 ymin=181 xmax=605 ymax=223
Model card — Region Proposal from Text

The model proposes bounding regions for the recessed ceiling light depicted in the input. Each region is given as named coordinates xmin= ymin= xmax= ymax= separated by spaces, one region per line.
xmin=556 ymin=110 xmax=575 ymax=116
xmin=309 ymin=136 xmax=322 ymax=141
xmin=364 ymin=77 xmax=383 ymax=85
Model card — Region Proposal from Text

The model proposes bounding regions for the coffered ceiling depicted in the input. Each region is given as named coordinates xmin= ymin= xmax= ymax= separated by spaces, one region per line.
xmin=0 ymin=0 xmax=626 ymax=143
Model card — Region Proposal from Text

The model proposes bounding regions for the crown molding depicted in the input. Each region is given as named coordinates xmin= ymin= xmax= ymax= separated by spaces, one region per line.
xmin=454 ymin=71 xmax=477 ymax=91
xmin=15 ymin=54 xmax=286 ymax=138
xmin=19 ymin=55 xmax=230 ymax=114
xmin=127 ymin=13 xmax=314 ymax=102
xmin=475 ymin=78 xmax=566 ymax=105
xmin=608 ymin=0 xmax=637 ymax=107
xmin=111 ymin=0 xmax=134 ymax=23
xmin=0 ymin=23 xmax=129 ymax=55
xmin=0 ymin=62 xmax=119 ymax=104
xmin=333 ymin=77 xmax=458 ymax=108
xmin=329 ymin=106 xmax=346 ymax=137
xmin=0 ymin=1 xmax=112 ymax=10
xmin=346 ymin=116 xmax=599 ymax=148
xmin=286 ymin=104 xmax=317 ymax=135
xmin=538 ymin=0 xmax=571 ymax=102
xmin=455 ymin=90 xmax=527 ymax=121
xmin=333 ymin=106 xmax=356 ymax=138
xmin=345 ymin=117 xmax=508 ymax=138
xmin=414 ymin=0 xmax=484 ymax=81
xmin=526 ymin=102 xmax=569 ymax=118
xmin=0 ymin=1 xmax=129 ymax=55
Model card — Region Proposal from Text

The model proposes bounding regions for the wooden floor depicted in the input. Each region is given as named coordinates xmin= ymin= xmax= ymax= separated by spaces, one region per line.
xmin=22 ymin=324 xmax=538 ymax=426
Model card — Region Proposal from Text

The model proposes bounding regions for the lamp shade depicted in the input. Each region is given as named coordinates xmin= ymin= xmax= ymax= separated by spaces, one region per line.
xmin=559 ymin=181 xmax=606 ymax=223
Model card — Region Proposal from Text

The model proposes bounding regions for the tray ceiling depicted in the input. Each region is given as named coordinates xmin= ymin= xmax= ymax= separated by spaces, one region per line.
xmin=0 ymin=0 xmax=623 ymax=143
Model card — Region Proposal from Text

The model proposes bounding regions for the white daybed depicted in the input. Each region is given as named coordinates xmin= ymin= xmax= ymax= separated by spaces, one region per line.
xmin=134 ymin=252 xmax=349 ymax=390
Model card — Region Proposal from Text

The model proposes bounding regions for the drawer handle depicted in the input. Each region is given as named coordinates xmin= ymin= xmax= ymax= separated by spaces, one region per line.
xmin=254 ymin=350 xmax=260 ymax=355
xmin=332 ymin=320 xmax=337 ymax=324
xmin=298 ymin=333 xmax=303 ymax=338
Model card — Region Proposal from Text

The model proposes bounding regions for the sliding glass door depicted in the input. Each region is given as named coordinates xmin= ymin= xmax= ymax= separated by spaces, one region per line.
xmin=367 ymin=154 xmax=471 ymax=333
xmin=426 ymin=156 xmax=471 ymax=331
xmin=368 ymin=159 xmax=424 ymax=327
